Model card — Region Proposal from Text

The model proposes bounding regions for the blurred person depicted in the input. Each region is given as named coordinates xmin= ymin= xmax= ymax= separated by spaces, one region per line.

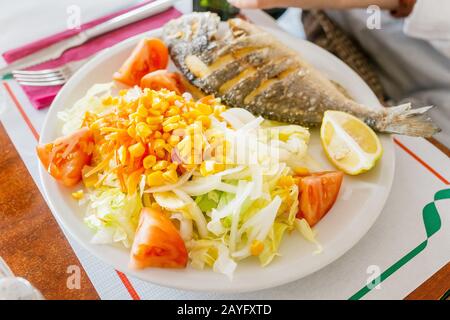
xmin=228 ymin=0 xmax=450 ymax=147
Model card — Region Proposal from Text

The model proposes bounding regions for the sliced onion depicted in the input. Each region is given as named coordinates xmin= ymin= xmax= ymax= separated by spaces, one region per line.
xmin=211 ymin=165 xmax=244 ymax=177
xmin=179 ymin=175 xmax=222 ymax=196
xmin=153 ymin=191 xmax=188 ymax=210
xmin=224 ymin=108 xmax=256 ymax=125
xmin=237 ymin=116 xmax=264 ymax=133
xmin=172 ymin=189 xmax=208 ymax=238
xmin=139 ymin=174 xmax=146 ymax=197
xmin=171 ymin=212 xmax=193 ymax=241
xmin=216 ymin=182 xmax=237 ymax=193
xmin=250 ymin=165 xmax=263 ymax=200
xmin=220 ymin=111 xmax=245 ymax=129
xmin=223 ymin=167 xmax=251 ymax=180
xmin=144 ymin=170 xmax=193 ymax=193
xmin=235 ymin=196 xmax=282 ymax=253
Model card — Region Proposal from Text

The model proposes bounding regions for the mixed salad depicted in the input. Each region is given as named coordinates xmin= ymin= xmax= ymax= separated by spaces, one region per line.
xmin=37 ymin=38 xmax=345 ymax=279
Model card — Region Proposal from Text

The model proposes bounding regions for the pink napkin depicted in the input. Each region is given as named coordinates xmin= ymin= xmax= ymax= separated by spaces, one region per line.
xmin=3 ymin=1 xmax=181 ymax=109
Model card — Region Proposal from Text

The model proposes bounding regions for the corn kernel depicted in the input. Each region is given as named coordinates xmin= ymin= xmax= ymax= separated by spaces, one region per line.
xmin=136 ymin=122 xmax=152 ymax=138
xmin=200 ymin=160 xmax=224 ymax=176
xmin=153 ymin=100 xmax=169 ymax=111
xmin=196 ymin=103 xmax=212 ymax=115
xmin=71 ymin=190 xmax=84 ymax=200
xmin=162 ymin=169 xmax=178 ymax=183
xmin=153 ymin=131 xmax=162 ymax=139
xmin=155 ymin=149 xmax=166 ymax=159
xmin=189 ymin=109 xmax=202 ymax=118
xmin=82 ymin=172 xmax=98 ymax=188
xmin=146 ymin=171 xmax=164 ymax=187
xmin=143 ymin=155 xmax=157 ymax=169
xmin=166 ymin=106 xmax=181 ymax=116
xmin=197 ymin=115 xmax=211 ymax=128
xmin=128 ymin=142 xmax=145 ymax=158
xmin=137 ymin=105 xmax=148 ymax=117
xmin=102 ymin=96 xmax=112 ymax=105
xmin=163 ymin=144 xmax=173 ymax=153
xmin=148 ymin=124 xmax=161 ymax=131
xmin=162 ymin=132 xmax=171 ymax=141
xmin=118 ymin=145 xmax=127 ymax=165
xmin=127 ymin=126 xmax=136 ymax=138
xmin=153 ymin=138 xmax=166 ymax=150
xmin=213 ymin=104 xmax=226 ymax=116
xmin=163 ymin=115 xmax=181 ymax=126
xmin=277 ymin=176 xmax=295 ymax=188
xmin=167 ymin=163 xmax=178 ymax=171
xmin=152 ymin=160 xmax=169 ymax=171
xmin=293 ymin=167 xmax=310 ymax=176
xmin=163 ymin=123 xmax=179 ymax=132
xmin=167 ymin=135 xmax=180 ymax=146
xmin=182 ymin=163 xmax=197 ymax=171
xmin=250 ymin=240 xmax=264 ymax=256
xmin=129 ymin=112 xmax=141 ymax=122
xmin=146 ymin=115 xmax=163 ymax=125
xmin=148 ymin=108 xmax=161 ymax=116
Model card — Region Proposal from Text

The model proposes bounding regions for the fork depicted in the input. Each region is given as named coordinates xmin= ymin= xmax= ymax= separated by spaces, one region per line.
xmin=12 ymin=58 xmax=88 ymax=86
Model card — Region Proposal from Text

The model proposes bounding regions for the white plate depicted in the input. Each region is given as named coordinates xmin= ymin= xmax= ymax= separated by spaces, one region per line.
xmin=39 ymin=26 xmax=395 ymax=293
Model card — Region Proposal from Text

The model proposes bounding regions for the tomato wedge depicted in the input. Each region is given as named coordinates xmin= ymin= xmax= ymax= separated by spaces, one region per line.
xmin=37 ymin=128 xmax=93 ymax=187
xmin=113 ymin=38 xmax=169 ymax=87
xmin=296 ymin=171 xmax=344 ymax=227
xmin=140 ymin=70 xmax=185 ymax=94
xmin=129 ymin=207 xmax=188 ymax=269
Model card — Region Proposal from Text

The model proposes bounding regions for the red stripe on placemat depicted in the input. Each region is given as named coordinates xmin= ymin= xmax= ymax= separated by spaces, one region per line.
xmin=2 ymin=81 xmax=141 ymax=300
xmin=394 ymin=138 xmax=449 ymax=185
xmin=3 ymin=82 xmax=40 ymax=140
xmin=116 ymin=271 xmax=141 ymax=300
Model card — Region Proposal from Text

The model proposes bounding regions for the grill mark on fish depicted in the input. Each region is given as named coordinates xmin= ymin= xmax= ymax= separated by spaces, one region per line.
xmin=219 ymin=67 xmax=257 ymax=94
xmin=223 ymin=57 xmax=297 ymax=106
xmin=214 ymin=34 xmax=274 ymax=58
xmin=243 ymin=65 xmax=299 ymax=105
xmin=196 ymin=48 xmax=274 ymax=92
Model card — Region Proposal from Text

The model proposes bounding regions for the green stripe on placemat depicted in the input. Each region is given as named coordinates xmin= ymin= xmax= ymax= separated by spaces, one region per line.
xmin=2 ymin=74 xmax=13 ymax=80
xmin=440 ymin=289 xmax=450 ymax=300
xmin=349 ymin=189 xmax=450 ymax=300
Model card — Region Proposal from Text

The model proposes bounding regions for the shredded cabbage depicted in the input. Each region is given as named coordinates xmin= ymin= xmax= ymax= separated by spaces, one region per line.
xmin=84 ymin=187 xmax=142 ymax=248
xmin=58 ymin=82 xmax=114 ymax=135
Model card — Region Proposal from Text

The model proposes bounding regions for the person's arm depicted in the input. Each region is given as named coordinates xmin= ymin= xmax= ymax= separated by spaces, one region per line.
xmin=228 ymin=0 xmax=399 ymax=10
xmin=403 ymin=0 xmax=450 ymax=59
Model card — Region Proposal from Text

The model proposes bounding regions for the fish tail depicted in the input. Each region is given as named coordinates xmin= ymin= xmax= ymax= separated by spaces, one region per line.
xmin=374 ymin=103 xmax=440 ymax=137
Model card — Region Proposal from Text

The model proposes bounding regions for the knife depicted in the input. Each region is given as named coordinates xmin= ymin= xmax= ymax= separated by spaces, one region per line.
xmin=0 ymin=0 xmax=176 ymax=78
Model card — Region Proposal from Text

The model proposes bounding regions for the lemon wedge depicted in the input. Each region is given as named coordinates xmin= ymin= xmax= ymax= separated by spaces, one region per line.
xmin=320 ymin=110 xmax=383 ymax=175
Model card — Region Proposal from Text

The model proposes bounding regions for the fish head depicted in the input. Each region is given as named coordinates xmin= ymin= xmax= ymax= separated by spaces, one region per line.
xmin=163 ymin=12 xmax=222 ymax=81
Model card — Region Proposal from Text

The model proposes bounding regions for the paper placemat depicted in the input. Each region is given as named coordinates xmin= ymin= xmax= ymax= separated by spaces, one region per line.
xmin=1 ymin=9 xmax=449 ymax=300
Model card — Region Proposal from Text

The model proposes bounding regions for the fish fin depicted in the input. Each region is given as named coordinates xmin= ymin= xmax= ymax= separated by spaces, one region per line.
xmin=382 ymin=103 xmax=440 ymax=137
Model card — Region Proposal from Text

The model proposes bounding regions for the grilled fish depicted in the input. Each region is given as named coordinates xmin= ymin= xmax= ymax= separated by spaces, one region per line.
xmin=163 ymin=12 xmax=440 ymax=137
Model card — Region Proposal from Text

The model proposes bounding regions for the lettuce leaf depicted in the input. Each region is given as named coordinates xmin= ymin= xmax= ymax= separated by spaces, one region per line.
xmin=84 ymin=187 xmax=142 ymax=248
